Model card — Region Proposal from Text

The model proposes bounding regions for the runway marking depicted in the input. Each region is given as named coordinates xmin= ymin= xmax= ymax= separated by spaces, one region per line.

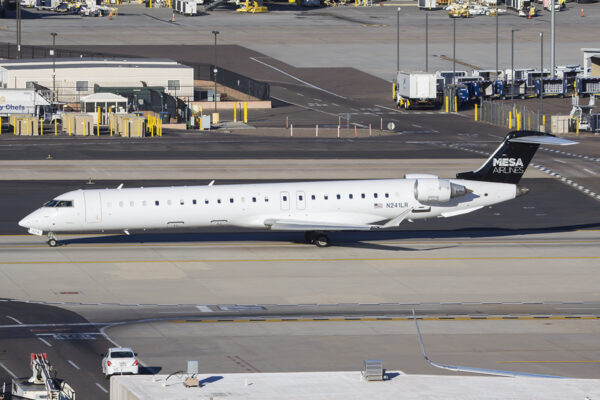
xmin=95 ymin=383 xmax=108 ymax=393
xmin=2 ymin=256 xmax=600 ymax=265
xmin=271 ymin=95 xmax=367 ymax=128
xmin=38 ymin=337 xmax=52 ymax=347
xmin=68 ymin=360 xmax=81 ymax=370
xmin=250 ymin=57 xmax=346 ymax=99
xmin=6 ymin=315 xmax=23 ymax=324
xmin=0 ymin=361 xmax=17 ymax=379
xmin=171 ymin=315 xmax=600 ymax=324
xmin=583 ymin=168 xmax=597 ymax=175
xmin=499 ymin=360 xmax=600 ymax=364
xmin=196 ymin=305 xmax=213 ymax=313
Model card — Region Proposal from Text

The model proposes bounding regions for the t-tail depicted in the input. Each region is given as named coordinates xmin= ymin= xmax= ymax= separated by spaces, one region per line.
xmin=456 ymin=130 xmax=576 ymax=184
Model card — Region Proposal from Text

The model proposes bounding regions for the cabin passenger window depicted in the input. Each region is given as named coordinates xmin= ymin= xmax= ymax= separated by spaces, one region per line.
xmin=230 ymin=198 xmax=234 ymax=203
xmin=385 ymin=193 xmax=389 ymax=198
xmin=324 ymin=195 xmax=329 ymax=200
xmin=193 ymin=199 xmax=197 ymax=205
xmin=311 ymin=195 xmax=316 ymax=200
xmin=205 ymin=199 xmax=209 ymax=204
xmin=336 ymin=194 xmax=340 ymax=200
xmin=283 ymin=196 xmax=287 ymax=201
xmin=180 ymin=200 xmax=184 ymax=205
xmin=374 ymin=193 xmax=378 ymax=199
xmin=361 ymin=193 xmax=365 ymax=199
xmin=265 ymin=197 xmax=269 ymax=202
xmin=299 ymin=195 xmax=303 ymax=201
xmin=155 ymin=201 xmax=159 ymax=206
xmin=349 ymin=194 xmax=353 ymax=199
xmin=252 ymin=197 xmax=257 ymax=203
xmin=217 ymin=199 xmax=221 ymax=204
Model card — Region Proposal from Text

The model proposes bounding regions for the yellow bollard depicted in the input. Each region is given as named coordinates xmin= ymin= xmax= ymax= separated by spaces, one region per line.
xmin=509 ymin=111 xmax=512 ymax=129
xmin=542 ymin=114 xmax=546 ymax=127
xmin=474 ymin=103 xmax=478 ymax=121
xmin=13 ymin=119 xmax=16 ymax=135
xmin=243 ymin=102 xmax=248 ymax=123
xmin=40 ymin=119 xmax=43 ymax=136
xmin=445 ymin=96 xmax=449 ymax=113
xmin=54 ymin=118 xmax=57 ymax=136
xmin=392 ymin=84 xmax=396 ymax=102
xmin=26 ymin=118 xmax=30 ymax=136
xmin=454 ymin=96 xmax=458 ymax=112
xmin=125 ymin=120 xmax=128 ymax=137
xmin=110 ymin=116 xmax=113 ymax=136
xmin=0 ymin=116 xmax=2 ymax=135
xmin=83 ymin=120 xmax=86 ymax=136
xmin=233 ymin=102 xmax=237 ymax=123
xmin=68 ymin=118 xmax=71 ymax=136
xmin=576 ymin=117 xmax=580 ymax=135
xmin=97 ymin=106 xmax=101 ymax=136
xmin=138 ymin=119 xmax=142 ymax=137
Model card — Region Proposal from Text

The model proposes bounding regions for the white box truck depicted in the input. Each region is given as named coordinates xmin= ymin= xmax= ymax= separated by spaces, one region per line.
xmin=0 ymin=89 xmax=50 ymax=117
xmin=394 ymin=72 xmax=439 ymax=109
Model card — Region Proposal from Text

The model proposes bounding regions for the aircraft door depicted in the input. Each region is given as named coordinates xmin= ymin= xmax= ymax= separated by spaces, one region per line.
xmin=296 ymin=191 xmax=306 ymax=210
xmin=84 ymin=191 xmax=102 ymax=223
xmin=280 ymin=191 xmax=290 ymax=211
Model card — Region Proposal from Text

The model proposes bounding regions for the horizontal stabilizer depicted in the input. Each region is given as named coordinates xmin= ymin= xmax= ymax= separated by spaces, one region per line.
xmin=509 ymin=136 xmax=577 ymax=146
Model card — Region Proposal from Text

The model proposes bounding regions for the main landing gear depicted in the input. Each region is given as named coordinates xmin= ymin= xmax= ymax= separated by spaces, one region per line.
xmin=47 ymin=232 xmax=60 ymax=247
xmin=304 ymin=231 xmax=330 ymax=247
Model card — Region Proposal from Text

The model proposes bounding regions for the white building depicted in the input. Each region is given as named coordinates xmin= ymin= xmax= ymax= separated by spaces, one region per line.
xmin=0 ymin=58 xmax=194 ymax=103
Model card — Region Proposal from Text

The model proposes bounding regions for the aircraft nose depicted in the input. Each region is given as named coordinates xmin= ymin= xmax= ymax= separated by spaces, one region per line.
xmin=18 ymin=216 xmax=31 ymax=228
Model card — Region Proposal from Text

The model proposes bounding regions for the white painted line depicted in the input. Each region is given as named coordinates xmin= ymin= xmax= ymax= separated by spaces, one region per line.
xmin=196 ymin=305 xmax=213 ymax=313
xmin=250 ymin=57 xmax=346 ymax=99
xmin=583 ymin=168 xmax=597 ymax=175
xmin=412 ymin=124 xmax=422 ymax=128
xmin=6 ymin=315 xmax=23 ymax=324
xmin=553 ymin=159 xmax=567 ymax=164
xmin=68 ymin=360 xmax=81 ymax=370
xmin=95 ymin=382 xmax=108 ymax=393
xmin=38 ymin=337 xmax=52 ymax=347
xmin=0 ymin=361 xmax=17 ymax=379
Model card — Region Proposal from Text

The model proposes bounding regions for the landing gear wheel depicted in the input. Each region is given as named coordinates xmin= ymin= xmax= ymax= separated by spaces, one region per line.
xmin=314 ymin=234 xmax=330 ymax=248
xmin=47 ymin=238 xmax=58 ymax=247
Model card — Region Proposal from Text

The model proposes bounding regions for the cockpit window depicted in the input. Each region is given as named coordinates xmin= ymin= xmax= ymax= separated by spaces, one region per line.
xmin=43 ymin=200 xmax=73 ymax=207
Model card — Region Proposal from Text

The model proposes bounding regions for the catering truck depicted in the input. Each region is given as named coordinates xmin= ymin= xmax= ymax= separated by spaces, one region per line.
xmin=394 ymin=72 xmax=440 ymax=109
xmin=0 ymin=88 xmax=51 ymax=117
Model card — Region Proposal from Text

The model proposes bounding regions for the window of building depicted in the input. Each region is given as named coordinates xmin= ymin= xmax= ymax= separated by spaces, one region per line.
xmin=168 ymin=80 xmax=180 ymax=91
xmin=25 ymin=81 xmax=38 ymax=89
xmin=76 ymin=81 xmax=89 ymax=92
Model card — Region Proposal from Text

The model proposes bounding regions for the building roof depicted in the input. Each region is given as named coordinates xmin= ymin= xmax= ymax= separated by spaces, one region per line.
xmin=112 ymin=371 xmax=600 ymax=400
xmin=80 ymin=92 xmax=128 ymax=103
xmin=0 ymin=58 xmax=192 ymax=71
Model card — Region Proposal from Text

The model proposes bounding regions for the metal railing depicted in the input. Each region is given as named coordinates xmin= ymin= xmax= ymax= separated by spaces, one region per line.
xmin=481 ymin=100 xmax=545 ymax=132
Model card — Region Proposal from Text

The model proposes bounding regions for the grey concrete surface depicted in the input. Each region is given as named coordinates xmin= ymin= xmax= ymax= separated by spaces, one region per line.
xmin=104 ymin=318 xmax=600 ymax=378
xmin=1 ymin=230 xmax=600 ymax=305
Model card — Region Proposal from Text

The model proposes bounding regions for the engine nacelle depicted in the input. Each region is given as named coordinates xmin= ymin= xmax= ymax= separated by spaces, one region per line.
xmin=414 ymin=178 xmax=469 ymax=203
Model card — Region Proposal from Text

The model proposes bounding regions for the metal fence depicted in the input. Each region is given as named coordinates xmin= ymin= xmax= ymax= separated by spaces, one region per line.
xmin=481 ymin=100 xmax=545 ymax=132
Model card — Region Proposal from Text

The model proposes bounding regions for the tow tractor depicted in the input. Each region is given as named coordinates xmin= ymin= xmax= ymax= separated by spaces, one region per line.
xmin=11 ymin=353 xmax=76 ymax=400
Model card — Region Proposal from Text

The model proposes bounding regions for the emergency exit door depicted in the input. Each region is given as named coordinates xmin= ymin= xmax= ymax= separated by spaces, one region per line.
xmin=84 ymin=191 xmax=102 ymax=223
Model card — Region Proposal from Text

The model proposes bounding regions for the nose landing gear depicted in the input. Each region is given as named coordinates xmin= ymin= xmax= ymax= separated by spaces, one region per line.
xmin=304 ymin=231 xmax=330 ymax=247
xmin=47 ymin=232 xmax=60 ymax=247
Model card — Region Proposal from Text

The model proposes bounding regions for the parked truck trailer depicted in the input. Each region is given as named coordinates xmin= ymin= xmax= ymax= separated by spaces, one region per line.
xmin=394 ymin=72 xmax=440 ymax=110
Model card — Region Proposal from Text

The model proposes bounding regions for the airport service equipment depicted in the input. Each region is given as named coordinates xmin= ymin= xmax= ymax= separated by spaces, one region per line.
xmin=12 ymin=353 xmax=76 ymax=400
xmin=395 ymin=72 xmax=438 ymax=109
xmin=174 ymin=0 xmax=204 ymax=15
xmin=0 ymin=89 xmax=50 ymax=117
xmin=534 ymin=78 xmax=566 ymax=98
xmin=418 ymin=0 xmax=437 ymax=9
xmin=576 ymin=77 xmax=600 ymax=96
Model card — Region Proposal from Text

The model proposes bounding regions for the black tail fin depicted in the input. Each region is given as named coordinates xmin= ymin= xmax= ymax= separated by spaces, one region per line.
xmin=456 ymin=131 xmax=574 ymax=184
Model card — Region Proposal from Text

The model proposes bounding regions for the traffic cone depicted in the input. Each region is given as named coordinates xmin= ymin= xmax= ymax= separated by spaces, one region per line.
xmin=171 ymin=11 xmax=175 ymax=22
xmin=581 ymin=8 xmax=584 ymax=16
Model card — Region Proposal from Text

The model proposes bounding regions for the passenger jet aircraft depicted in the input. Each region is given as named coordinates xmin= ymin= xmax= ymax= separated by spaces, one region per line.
xmin=19 ymin=131 xmax=575 ymax=247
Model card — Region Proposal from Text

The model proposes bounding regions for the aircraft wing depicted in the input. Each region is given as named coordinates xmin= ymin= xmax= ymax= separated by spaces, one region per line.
xmin=264 ymin=209 xmax=413 ymax=231
xmin=413 ymin=310 xmax=566 ymax=379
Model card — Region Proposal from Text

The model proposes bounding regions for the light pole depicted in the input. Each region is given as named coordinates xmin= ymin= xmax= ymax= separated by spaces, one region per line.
xmin=212 ymin=30 xmax=219 ymax=115
xmin=16 ymin=1 xmax=21 ymax=59
xmin=495 ymin=2 xmax=498 ymax=79
xmin=51 ymin=32 xmax=57 ymax=103
xmin=540 ymin=32 xmax=544 ymax=130
xmin=396 ymin=7 xmax=401 ymax=73
xmin=425 ymin=12 xmax=428 ymax=72
xmin=511 ymin=28 xmax=519 ymax=114
xmin=550 ymin=0 xmax=555 ymax=77
xmin=452 ymin=17 xmax=456 ymax=85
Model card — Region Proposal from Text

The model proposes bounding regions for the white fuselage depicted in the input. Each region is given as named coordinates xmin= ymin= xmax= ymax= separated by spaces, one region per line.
xmin=19 ymin=178 xmax=517 ymax=234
